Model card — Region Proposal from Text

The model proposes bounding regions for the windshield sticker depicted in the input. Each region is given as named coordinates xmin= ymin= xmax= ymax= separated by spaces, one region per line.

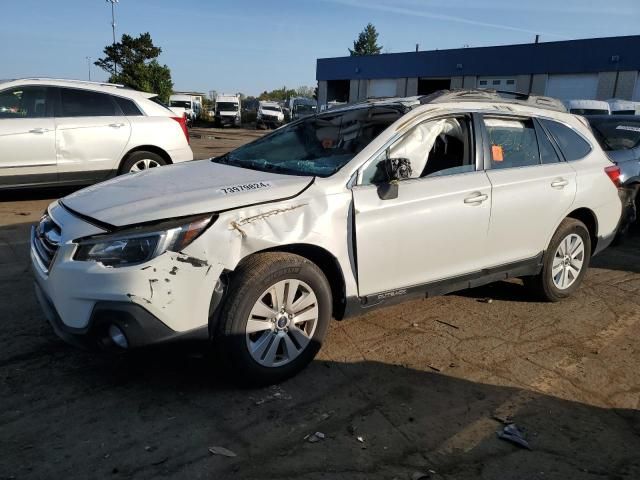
xmin=616 ymin=125 xmax=640 ymax=133
xmin=217 ymin=181 xmax=273 ymax=195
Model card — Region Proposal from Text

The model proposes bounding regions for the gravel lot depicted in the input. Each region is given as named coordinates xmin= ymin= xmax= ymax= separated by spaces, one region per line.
xmin=1 ymin=127 xmax=639 ymax=479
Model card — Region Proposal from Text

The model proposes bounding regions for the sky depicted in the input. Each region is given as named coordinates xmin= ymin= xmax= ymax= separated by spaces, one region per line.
xmin=1 ymin=0 xmax=639 ymax=96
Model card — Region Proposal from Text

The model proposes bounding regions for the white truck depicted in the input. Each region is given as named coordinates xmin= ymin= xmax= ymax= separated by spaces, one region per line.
xmin=215 ymin=94 xmax=241 ymax=127
xmin=257 ymin=101 xmax=285 ymax=129
xmin=169 ymin=94 xmax=200 ymax=126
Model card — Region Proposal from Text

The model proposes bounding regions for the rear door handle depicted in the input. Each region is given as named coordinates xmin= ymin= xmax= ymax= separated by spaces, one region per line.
xmin=29 ymin=128 xmax=49 ymax=134
xmin=464 ymin=192 xmax=489 ymax=204
xmin=551 ymin=178 xmax=569 ymax=188
xmin=109 ymin=123 xmax=126 ymax=128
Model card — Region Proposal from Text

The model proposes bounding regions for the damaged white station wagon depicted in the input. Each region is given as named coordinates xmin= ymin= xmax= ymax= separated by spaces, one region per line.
xmin=32 ymin=90 xmax=623 ymax=385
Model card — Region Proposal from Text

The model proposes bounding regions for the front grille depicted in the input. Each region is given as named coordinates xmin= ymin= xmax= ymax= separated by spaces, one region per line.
xmin=32 ymin=215 xmax=61 ymax=272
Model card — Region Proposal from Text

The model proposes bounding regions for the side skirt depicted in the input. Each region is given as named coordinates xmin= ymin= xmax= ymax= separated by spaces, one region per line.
xmin=343 ymin=254 xmax=543 ymax=318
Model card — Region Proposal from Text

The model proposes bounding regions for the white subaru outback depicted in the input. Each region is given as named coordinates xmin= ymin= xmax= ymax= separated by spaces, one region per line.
xmin=31 ymin=90 xmax=623 ymax=385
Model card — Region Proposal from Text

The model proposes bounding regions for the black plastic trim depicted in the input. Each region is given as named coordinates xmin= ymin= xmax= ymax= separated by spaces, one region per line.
xmin=342 ymin=254 xmax=543 ymax=317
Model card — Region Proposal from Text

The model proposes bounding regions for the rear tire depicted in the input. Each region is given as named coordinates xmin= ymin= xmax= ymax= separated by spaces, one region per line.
xmin=119 ymin=151 xmax=167 ymax=175
xmin=525 ymin=218 xmax=591 ymax=302
xmin=215 ymin=252 xmax=332 ymax=387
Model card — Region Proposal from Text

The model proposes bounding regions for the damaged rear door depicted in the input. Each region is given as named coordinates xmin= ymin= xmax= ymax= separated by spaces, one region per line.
xmin=352 ymin=113 xmax=492 ymax=297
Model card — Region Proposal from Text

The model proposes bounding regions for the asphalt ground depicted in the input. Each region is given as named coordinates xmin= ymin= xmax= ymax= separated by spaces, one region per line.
xmin=1 ymin=127 xmax=639 ymax=479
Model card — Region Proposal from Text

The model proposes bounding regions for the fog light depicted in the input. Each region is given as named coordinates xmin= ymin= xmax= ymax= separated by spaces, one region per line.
xmin=108 ymin=324 xmax=129 ymax=349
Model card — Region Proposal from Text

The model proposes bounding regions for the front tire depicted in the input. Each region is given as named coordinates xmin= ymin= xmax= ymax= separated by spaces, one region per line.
xmin=119 ymin=151 xmax=167 ymax=175
xmin=525 ymin=218 xmax=591 ymax=302
xmin=216 ymin=253 xmax=332 ymax=386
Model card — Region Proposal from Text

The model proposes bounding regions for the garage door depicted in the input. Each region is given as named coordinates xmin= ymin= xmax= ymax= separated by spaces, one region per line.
xmin=546 ymin=74 xmax=598 ymax=100
xmin=368 ymin=79 xmax=397 ymax=98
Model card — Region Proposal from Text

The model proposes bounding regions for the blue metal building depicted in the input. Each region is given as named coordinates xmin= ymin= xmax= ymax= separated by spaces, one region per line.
xmin=315 ymin=35 xmax=640 ymax=107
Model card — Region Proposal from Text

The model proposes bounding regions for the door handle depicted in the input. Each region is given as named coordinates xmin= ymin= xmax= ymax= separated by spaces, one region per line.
xmin=29 ymin=128 xmax=49 ymax=134
xmin=109 ymin=123 xmax=126 ymax=128
xmin=464 ymin=192 xmax=489 ymax=204
xmin=551 ymin=178 xmax=569 ymax=188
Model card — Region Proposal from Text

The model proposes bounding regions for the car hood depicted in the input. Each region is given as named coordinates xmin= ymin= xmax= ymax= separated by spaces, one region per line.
xmin=61 ymin=160 xmax=314 ymax=227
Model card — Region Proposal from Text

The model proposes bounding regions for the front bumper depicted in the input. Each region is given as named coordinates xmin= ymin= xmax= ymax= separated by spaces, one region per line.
xmin=257 ymin=117 xmax=283 ymax=127
xmin=216 ymin=116 xmax=240 ymax=126
xmin=30 ymin=207 xmax=224 ymax=348
xmin=34 ymin=281 xmax=208 ymax=349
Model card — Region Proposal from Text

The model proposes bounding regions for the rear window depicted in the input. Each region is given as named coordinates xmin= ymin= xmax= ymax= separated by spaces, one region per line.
xmin=114 ymin=96 xmax=142 ymax=116
xmin=149 ymin=96 xmax=175 ymax=114
xmin=59 ymin=88 xmax=116 ymax=117
xmin=541 ymin=120 xmax=592 ymax=161
xmin=588 ymin=118 xmax=640 ymax=151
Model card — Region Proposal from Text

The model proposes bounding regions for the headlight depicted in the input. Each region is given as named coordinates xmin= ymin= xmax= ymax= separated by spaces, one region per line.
xmin=74 ymin=215 xmax=214 ymax=267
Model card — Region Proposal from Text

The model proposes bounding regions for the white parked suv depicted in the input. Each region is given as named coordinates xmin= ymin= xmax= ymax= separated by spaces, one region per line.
xmin=31 ymin=90 xmax=623 ymax=385
xmin=0 ymin=78 xmax=193 ymax=189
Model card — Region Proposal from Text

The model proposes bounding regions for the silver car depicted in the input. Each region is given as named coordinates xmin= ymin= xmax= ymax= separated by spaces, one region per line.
xmin=588 ymin=115 xmax=640 ymax=231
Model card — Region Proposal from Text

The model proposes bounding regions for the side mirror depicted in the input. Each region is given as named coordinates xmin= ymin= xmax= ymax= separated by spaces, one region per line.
xmin=375 ymin=156 xmax=412 ymax=200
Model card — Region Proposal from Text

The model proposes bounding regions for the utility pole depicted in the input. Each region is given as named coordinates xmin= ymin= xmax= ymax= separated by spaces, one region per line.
xmin=106 ymin=0 xmax=119 ymax=76
xmin=86 ymin=56 xmax=92 ymax=80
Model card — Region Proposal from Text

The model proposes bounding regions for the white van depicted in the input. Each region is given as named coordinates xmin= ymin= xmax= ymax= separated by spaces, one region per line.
xmin=215 ymin=94 xmax=241 ymax=127
xmin=607 ymin=99 xmax=640 ymax=115
xmin=565 ymin=99 xmax=611 ymax=116
xmin=169 ymin=94 xmax=198 ymax=126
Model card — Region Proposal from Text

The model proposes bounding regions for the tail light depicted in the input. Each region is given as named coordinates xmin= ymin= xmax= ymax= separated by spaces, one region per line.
xmin=604 ymin=165 xmax=621 ymax=187
xmin=171 ymin=115 xmax=190 ymax=144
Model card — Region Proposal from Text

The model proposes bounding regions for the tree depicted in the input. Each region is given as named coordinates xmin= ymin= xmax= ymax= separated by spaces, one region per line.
xmin=295 ymin=85 xmax=315 ymax=98
xmin=95 ymin=32 xmax=174 ymax=102
xmin=349 ymin=23 xmax=382 ymax=56
xmin=258 ymin=86 xmax=297 ymax=102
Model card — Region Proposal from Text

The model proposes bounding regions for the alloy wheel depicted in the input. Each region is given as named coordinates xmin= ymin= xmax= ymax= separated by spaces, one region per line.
xmin=552 ymin=233 xmax=585 ymax=290
xmin=130 ymin=158 xmax=161 ymax=172
xmin=245 ymin=279 xmax=319 ymax=368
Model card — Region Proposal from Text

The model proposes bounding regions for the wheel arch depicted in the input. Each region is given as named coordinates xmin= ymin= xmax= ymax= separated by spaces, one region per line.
xmin=119 ymin=145 xmax=173 ymax=173
xmin=566 ymin=207 xmax=598 ymax=255
xmin=239 ymin=243 xmax=348 ymax=320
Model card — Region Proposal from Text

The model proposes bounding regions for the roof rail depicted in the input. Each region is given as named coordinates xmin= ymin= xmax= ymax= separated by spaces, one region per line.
xmin=420 ymin=89 xmax=567 ymax=113
xmin=20 ymin=78 xmax=126 ymax=88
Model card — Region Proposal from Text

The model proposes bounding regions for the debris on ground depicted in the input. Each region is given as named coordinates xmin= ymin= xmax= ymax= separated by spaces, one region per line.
xmin=320 ymin=411 xmax=334 ymax=421
xmin=356 ymin=435 xmax=365 ymax=443
xmin=304 ymin=432 xmax=326 ymax=443
xmin=252 ymin=385 xmax=292 ymax=405
xmin=492 ymin=414 xmax=514 ymax=425
xmin=144 ymin=445 xmax=156 ymax=452
xmin=497 ymin=423 xmax=531 ymax=450
xmin=478 ymin=298 xmax=494 ymax=304
xmin=427 ymin=364 xmax=441 ymax=372
xmin=435 ymin=319 xmax=459 ymax=329
xmin=412 ymin=322 xmax=419 ymax=327
xmin=411 ymin=472 xmax=430 ymax=480
xmin=208 ymin=446 xmax=238 ymax=457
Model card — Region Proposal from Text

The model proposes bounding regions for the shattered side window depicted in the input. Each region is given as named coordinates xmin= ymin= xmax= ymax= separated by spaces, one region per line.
xmin=361 ymin=116 xmax=475 ymax=185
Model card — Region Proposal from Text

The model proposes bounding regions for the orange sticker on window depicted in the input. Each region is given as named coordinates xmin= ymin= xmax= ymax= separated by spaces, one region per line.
xmin=491 ymin=145 xmax=504 ymax=162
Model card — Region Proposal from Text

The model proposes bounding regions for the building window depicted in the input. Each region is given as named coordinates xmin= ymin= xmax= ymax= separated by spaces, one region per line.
xmin=479 ymin=80 xmax=488 ymax=86
xmin=506 ymin=79 xmax=515 ymax=86
xmin=492 ymin=80 xmax=501 ymax=86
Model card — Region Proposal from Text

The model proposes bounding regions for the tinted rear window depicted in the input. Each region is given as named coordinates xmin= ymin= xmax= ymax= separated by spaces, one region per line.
xmin=541 ymin=120 xmax=592 ymax=161
xmin=114 ymin=96 xmax=143 ymax=116
xmin=588 ymin=118 xmax=640 ymax=151
xmin=60 ymin=88 xmax=116 ymax=117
